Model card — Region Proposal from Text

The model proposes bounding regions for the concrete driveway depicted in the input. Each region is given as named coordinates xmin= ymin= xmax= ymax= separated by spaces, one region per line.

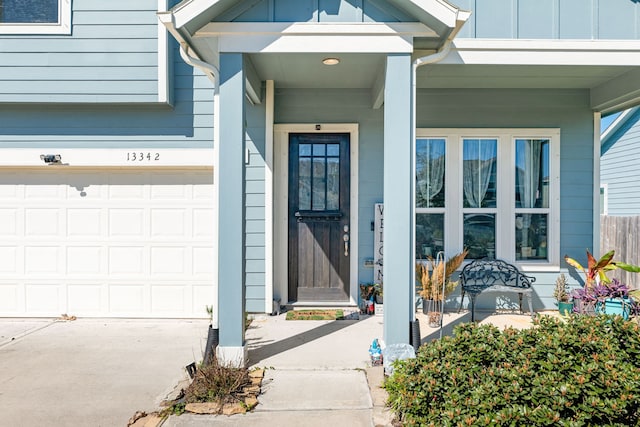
xmin=0 ymin=318 xmax=208 ymax=427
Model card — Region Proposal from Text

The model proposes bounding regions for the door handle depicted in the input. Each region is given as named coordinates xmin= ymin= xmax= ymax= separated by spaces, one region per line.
xmin=343 ymin=232 xmax=349 ymax=257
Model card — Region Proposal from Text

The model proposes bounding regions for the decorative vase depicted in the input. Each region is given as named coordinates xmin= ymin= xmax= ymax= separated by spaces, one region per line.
xmin=427 ymin=311 xmax=442 ymax=328
xmin=558 ymin=301 xmax=574 ymax=316
xmin=422 ymin=299 xmax=441 ymax=315
xmin=596 ymin=297 xmax=631 ymax=320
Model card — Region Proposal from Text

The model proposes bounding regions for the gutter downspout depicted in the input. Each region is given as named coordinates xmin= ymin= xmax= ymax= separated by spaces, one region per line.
xmin=176 ymin=42 xmax=222 ymax=334
xmin=410 ymin=14 xmax=468 ymax=322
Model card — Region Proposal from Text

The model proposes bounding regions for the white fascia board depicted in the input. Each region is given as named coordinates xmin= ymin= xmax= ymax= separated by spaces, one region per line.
xmin=444 ymin=39 xmax=640 ymax=66
xmin=169 ymin=0 xmax=226 ymax=30
xmin=601 ymin=107 xmax=638 ymax=142
xmin=197 ymin=22 xmax=433 ymax=53
xmin=591 ymin=68 xmax=640 ymax=114
xmin=408 ymin=0 xmax=460 ymax=27
xmin=0 ymin=149 xmax=214 ymax=168
xmin=198 ymin=22 xmax=438 ymax=37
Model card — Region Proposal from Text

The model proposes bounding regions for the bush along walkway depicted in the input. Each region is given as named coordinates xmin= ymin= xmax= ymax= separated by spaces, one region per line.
xmin=385 ymin=315 xmax=640 ymax=426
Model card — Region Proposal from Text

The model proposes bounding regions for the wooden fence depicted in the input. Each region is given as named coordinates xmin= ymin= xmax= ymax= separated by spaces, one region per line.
xmin=600 ymin=215 xmax=640 ymax=288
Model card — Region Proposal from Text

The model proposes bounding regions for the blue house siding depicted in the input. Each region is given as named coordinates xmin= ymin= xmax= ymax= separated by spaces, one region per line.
xmin=601 ymin=110 xmax=640 ymax=215
xmin=245 ymin=90 xmax=267 ymax=313
xmin=0 ymin=41 xmax=214 ymax=149
xmin=454 ymin=0 xmax=640 ymax=40
xmin=0 ymin=0 xmax=167 ymax=104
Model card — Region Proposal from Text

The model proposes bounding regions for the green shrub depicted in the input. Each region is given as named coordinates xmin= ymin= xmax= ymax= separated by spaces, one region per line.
xmin=385 ymin=316 xmax=640 ymax=426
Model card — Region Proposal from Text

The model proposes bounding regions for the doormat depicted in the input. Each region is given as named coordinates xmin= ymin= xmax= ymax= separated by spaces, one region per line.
xmin=285 ymin=309 xmax=345 ymax=320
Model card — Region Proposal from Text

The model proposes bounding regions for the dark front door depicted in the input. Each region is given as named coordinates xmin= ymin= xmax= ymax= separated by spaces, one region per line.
xmin=288 ymin=133 xmax=350 ymax=302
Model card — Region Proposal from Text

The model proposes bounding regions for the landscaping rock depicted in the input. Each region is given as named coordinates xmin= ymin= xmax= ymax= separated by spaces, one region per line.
xmin=222 ymin=403 xmax=246 ymax=416
xmin=244 ymin=396 xmax=259 ymax=409
xmin=185 ymin=402 xmax=221 ymax=414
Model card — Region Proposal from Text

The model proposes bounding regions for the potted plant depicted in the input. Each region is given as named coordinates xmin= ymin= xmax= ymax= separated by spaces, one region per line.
xmin=553 ymin=273 xmax=573 ymax=315
xmin=564 ymin=249 xmax=640 ymax=290
xmin=592 ymin=279 xmax=635 ymax=319
xmin=417 ymin=249 xmax=467 ymax=327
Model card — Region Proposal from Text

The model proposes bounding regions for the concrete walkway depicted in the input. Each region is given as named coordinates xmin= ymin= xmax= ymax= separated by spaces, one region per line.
xmin=0 ymin=318 xmax=208 ymax=427
xmin=0 ymin=311 xmax=541 ymax=427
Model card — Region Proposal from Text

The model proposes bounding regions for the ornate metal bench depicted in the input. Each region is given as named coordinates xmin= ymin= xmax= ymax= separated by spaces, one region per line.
xmin=458 ymin=259 xmax=536 ymax=322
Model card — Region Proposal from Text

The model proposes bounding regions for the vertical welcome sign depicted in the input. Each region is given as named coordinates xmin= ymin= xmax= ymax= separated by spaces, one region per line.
xmin=374 ymin=203 xmax=383 ymax=284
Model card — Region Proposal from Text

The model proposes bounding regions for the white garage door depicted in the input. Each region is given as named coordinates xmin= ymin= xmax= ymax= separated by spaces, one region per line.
xmin=0 ymin=169 xmax=215 ymax=318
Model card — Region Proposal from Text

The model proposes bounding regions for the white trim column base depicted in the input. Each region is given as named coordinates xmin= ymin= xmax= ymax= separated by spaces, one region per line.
xmin=216 ymin=345 xmax=247 ymax=367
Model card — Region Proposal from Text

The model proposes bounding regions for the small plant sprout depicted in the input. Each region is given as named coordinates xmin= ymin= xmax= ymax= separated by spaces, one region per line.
xmin=553 ymin=273 xmax=570 ymax=303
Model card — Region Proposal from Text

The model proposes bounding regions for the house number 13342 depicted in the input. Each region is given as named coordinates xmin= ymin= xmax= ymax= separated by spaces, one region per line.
xmin=127 ymin=152 xmax=160 ymax=161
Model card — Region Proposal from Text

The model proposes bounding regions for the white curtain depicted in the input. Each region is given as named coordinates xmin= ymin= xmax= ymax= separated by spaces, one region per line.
xmin=517 ymin=140 xmax=542 ymax=209
xmin=417 ymin=140 xmax=445 ymax=208
xmin=516 ymin=140 xmax=542 ymax=250
xmin=463 ymin=140 xmax=496 ymax=208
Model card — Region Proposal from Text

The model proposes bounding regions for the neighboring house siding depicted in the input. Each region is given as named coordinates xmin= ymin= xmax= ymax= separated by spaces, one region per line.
xmin=455 ymin=0 xmax=640 ymax=39
xmin=0 ymin=0 xmax=166 ymax=103
xmin=245 ymin=93 xmax=267 ymax=313
xmin=0 ymin=41 xmax=214 ymax=149
xmin=601 ymin=111 xmax=640 ymax=216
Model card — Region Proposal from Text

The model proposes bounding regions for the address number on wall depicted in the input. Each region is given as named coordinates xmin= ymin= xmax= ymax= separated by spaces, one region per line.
xmin=126 ymin=152 xmax=160 ymax=162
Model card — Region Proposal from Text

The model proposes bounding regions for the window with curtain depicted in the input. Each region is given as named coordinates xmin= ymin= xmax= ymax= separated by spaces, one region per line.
xmin=415 ymin=129 xmax=560 ymax=267
xmin=415 ymin=139 xmax=445 ymax=258
xmin=463 ymin=139 xmax=497 ymax=259
xmin=515 ymin=139 xmax=549 ymax=261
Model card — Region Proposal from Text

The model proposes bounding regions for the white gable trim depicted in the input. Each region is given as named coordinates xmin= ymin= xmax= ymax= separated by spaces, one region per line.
xmin=196 ymin=22 xmax=437 ymax=53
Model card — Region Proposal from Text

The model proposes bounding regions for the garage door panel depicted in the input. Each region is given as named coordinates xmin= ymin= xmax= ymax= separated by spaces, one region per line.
xmin=151 ymin=209 xmax=186 ymax=237
xmin=25 ymin=247 xmax=60 ymax=274
xmin=109 ymin=285 xmax=145 ymax=314
xmin=25 ymin=284 xmax=62 ymax=314
xmin=67 ymin=209 xmax=102 ymax=236
xmin=0 ymin=169 xmax=215 ymax=318
xmin=151 ymin=285 xmax=187 ymax=314
xmin=109 ymin=247 xmax=145 ymax=274
xmin=67 ymin=285 xmax=103 ymax=314
xmin=0 ymin=247 xmax=19 ymax=273
xmin=109 ymin=209 xmax=145 ymax=237
xmin=25 ymin=208 xmax=61 ymax=236
xmin=193 ymin=209 xmax=214 ymax=237
xmin=151 ymin=247 xmax=186 ymax=274
xmin=66 ymin=247 xmax=102 ymax=275
xmin=0 ymin=285 xmax=20 ymax=312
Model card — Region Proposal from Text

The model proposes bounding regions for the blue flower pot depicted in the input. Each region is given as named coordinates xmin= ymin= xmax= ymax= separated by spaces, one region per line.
xmin=595 ymin=297 xmax=631 ymax=320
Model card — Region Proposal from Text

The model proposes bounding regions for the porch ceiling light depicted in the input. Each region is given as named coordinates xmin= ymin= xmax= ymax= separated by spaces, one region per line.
xmin=322 ymin=57 xmax=340 ymax=65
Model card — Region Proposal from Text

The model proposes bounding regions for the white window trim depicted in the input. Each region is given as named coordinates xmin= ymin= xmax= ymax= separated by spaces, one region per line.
xmin=0 ymin=0 xmax=71 ymax=35
xmin=600 ymin=184 xmax=609 ymax=215
xmin=416 ymin=128 xmax=561 ymax=271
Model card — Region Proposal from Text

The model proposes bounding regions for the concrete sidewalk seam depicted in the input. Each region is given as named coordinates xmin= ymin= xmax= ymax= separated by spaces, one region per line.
xmin=0 ymin=320 xmax=55 ymax=348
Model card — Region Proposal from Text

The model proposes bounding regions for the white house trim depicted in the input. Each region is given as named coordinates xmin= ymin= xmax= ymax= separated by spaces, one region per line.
xmin=158 ymin=0 xmax=171 ymax=104
xmin=196 ymin=22 xmax=435 ymax=53
xmin=273 ymin=123 xmax=359 ymax=306
xmin=0 ymin=0 xmax=71 ymax=35
xmin=442 ymin=39 xmax=640 ymax=66
xmin=0 ymin=148 xmax=214 ymax=168
xmin=264 ymin=80 xmax=275 ymax=313
xmin=593 ymin=112 xmax=602 ymax=257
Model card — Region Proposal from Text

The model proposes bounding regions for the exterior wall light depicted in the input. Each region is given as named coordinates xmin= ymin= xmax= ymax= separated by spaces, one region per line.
xmin=40 ymin=154 xmax=62 ymax=164
xmin=322 ymin=57 xmax=340 ymax=65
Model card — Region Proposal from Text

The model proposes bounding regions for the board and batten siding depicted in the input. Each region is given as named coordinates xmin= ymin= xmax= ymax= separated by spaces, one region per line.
xmin=601 ymin=110 xmax=640 ymax=216
xmin=454 ymin=0 xmax=640 ymax=40
xmin=0 ymin=0 xmax=169 ymax=103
